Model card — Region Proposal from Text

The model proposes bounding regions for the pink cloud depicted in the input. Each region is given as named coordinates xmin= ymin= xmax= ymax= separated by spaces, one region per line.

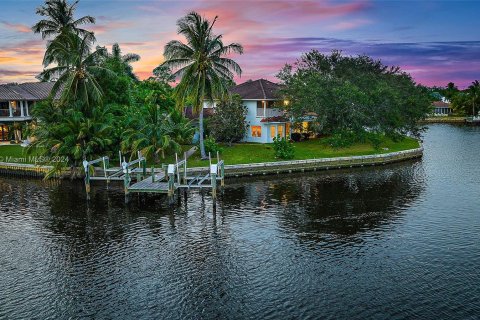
xmin=1 ymin=21 xmax=31 ymax=33
xmin=329 ymin=19 xmax=372 ymax=31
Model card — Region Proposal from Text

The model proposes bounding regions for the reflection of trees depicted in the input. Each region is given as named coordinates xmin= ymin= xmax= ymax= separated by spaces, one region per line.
xmin=0 ymin=160 xmax=426 ymax=318
xmin=224 ymin=160 xmax=426 ymax=241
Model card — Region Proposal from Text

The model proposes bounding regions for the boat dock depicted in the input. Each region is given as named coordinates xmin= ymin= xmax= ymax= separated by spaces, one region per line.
xmin=83 ymin=151 xmax=225 ymax=204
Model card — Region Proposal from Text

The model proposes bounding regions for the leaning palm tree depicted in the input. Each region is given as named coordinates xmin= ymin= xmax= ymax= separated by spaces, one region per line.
xmin=32 ymin=0 xmax=95 ymax=40
xmin=38 ymin=32 xmax=113 ymax=112
xmin=104 ymin=43 xmax=140 ymax=80
xmin=161 ymin=12 xmax=243 ymax=159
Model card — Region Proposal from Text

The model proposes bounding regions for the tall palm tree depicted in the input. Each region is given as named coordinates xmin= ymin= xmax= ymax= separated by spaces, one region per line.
xmin=32 ymin=0 xmax=95 ymax=40
xmin=38 ymin=32 xmax=113 ymax=111
xmin=103 ymin=43 xmax=140 ymax=80
xmin=468 ymin=80 xmax=480 ymax=117
xmin=161 ymin=12 xmax=243 ymax=159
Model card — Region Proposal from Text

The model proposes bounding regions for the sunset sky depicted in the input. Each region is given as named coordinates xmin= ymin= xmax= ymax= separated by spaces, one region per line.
xmin=1 ymin=0 xmax=479 ymax=88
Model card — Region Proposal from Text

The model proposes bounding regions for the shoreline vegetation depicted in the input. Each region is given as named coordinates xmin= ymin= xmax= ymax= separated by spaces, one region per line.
xmin=0 ymin=136 xmax=421 ymax=178
xmin=4 ymin=0 xmax=437 ymax=179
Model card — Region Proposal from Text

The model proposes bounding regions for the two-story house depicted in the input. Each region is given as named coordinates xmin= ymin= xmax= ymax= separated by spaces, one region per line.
xmin=229 ymin=79 xmax=291 ymax=143
xmin=0 ymin=82 xmax=55 ymax=142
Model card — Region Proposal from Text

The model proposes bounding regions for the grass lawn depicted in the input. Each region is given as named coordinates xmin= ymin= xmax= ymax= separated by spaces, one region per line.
xmin=0 ymin=145 xmax=38 ymax=164
xmin=161 ymin=136 xmax=420 ymax=167
xmin=0 ymin=136 xmax=420 ymax=167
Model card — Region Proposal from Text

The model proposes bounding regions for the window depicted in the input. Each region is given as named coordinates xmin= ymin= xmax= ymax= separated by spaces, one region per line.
xmin=277 ymin=125 xmax=284 ymax=138
xmin=251 ymin=126 xmax=262 ymax=138
xmin=270 ymin=125 xmax=276 ymax=138
xmin=256 ymin=101 xmax=265 ymax=117
xmin=286 ymin=123 xmax=291 ymax=137
xmin=0 ymin=125 xmax=9 ymax=141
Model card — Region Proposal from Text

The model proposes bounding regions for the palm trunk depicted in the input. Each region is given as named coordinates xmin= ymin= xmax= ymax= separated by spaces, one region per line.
xmin=199 ymin=107 xmax=207 ymax=159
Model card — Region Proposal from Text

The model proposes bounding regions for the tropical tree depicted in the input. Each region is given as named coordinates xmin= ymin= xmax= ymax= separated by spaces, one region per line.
xmin=209 ymin=94 xmax=248 ymax=146
xmin=468 ymin=80 xmax=480 ymax=116
xmin=94 ymin=43 xmax=140 ymax=106
xmin=32 ymin=0 xmax=95 ymax=40
xmin=161 ymin=11 xmax=243 ymax=159
xmin=121 ymin=104 xmax=193 ymax=163
xmin=278 ymin=50 xmax=432 ymax=144
xmin=38 ymin=32 xmax=113 ymax=112
xmin=152 ymin=64 xmax=175 ymax=84
xmin=28 ymin=100 xmax=115 ymax=178
xmin=103 ymin=43 xmax=140 ymax=80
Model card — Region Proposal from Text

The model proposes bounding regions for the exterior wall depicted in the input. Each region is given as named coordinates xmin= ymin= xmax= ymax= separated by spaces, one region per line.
xmin=433 ymin=107 xmax=453 ymax=116
xmin=243 ymin=100 xmax=289 ymax=143
xmin=203 ymin=98 xmax=290 ymax=144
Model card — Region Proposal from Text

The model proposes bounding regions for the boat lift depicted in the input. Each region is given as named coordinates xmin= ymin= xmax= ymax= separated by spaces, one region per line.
xmin=82 ymin=151 xmax=225 ymax=204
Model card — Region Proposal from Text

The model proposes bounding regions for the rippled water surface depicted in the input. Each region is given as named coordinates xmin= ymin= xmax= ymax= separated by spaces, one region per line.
xmin=1 ymin=124 xmax=479 ymax=319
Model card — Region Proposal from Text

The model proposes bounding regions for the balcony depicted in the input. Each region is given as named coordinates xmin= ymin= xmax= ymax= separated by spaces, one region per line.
xmin=0 ymin=101 xmax=33 ymax=122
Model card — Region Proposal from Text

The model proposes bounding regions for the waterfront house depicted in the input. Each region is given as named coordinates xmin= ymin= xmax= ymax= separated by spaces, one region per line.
xmin=0 ymin=82 xmax=55 ymax=141
xmin=432 ymin=100 xmax=453 ymax=116
xmin=204 ymin=79 xmax=311 ymax=143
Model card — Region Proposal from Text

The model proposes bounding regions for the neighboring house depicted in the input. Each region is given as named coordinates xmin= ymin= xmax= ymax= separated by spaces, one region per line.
xmin=432 ymin=100 xmax=453 ymax=116
xmin=203 ymin=79 xmax=310 ymax=143
xmin=0 ymin=82 xmax=55 ymax=141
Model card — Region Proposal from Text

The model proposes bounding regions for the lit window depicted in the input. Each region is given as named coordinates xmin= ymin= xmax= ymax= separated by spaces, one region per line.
xmin=286 ymin=123 xmax=291 ymax=137
xmin=277 ymin=125 xmax=284 ymax=137
xmin=270 ymin=125 xmax=276 ymax=138
xmin=251 ymin=126 xmax=262 ymax=138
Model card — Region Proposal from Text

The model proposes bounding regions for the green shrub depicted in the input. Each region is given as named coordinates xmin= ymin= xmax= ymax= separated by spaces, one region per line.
xmin=203 ymin=136 xmax=224 ymax=155
xmin=323 ymin=130 xmax=357 ymax=148
xmin=273 ymin=136 xmax=295 ymax=159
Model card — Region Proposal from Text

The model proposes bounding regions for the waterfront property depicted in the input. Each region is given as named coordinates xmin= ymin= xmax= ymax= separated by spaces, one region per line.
xmin=432 ymin=100 xmax=453 ymax=116
xmin=204 ymin=79 xmax=311 ymax=143
xmin=0 ymin=82 xmax=55 ymax=141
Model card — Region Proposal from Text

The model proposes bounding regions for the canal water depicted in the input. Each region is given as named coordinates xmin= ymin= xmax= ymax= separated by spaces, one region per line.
xmin=0 ymin=124 xmax=479 ymax=319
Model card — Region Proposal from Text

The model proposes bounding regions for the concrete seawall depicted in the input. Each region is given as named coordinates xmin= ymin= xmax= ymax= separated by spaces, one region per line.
xmin=189 ymin=145 xmax=424 ymax=178
xmin=0 ymin=145 xmax=423 ymax=179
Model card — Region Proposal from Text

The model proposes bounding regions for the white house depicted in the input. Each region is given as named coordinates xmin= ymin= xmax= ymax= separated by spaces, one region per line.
xmin=0 ymin=82 xmax=55 ymax=142
xmin=204 ymin=79 xmax=310 ymax=143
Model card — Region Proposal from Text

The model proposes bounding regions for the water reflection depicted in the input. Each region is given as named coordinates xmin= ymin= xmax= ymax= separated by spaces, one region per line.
xmin=223 ymin=159 xmax=425 ymax=240
xmin=1 ymin=124 xmax=479 ymax=319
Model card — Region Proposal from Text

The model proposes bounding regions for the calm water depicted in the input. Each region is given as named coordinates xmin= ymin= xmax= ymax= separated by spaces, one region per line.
xmin=1 ymin=124 xmax=479 ymax=319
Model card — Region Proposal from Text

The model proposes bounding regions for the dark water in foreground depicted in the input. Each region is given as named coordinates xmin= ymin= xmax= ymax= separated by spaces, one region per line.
xmin=1 ymin=124 xmax=479 ymax=319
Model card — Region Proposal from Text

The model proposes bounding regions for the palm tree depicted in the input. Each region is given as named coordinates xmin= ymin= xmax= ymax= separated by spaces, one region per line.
xmin=161 ymin=12 xmax=243 ymax=159
xmin=32 ymin=0 xmax=95 ymax=40
xmin=468 ymin=80 xmax=480 ymax=117
xmin=28 ymin=101 xmax=115 ymax=178
xmin=121 ymin=102 xmax=194 ymax=163
xmin=38 ymin=32 xmax=113 ymax=111
xmin=104 ymin=43 xmax=140 ymax=80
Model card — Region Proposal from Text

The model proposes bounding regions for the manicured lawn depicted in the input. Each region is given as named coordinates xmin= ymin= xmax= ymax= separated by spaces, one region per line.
xmin=0 ymin=137 xmax=420 ymax=167
xmin=0 ymin=145 xmax=37 ymax=164
xmin=162 ymin=136 xmax=420 ymax=167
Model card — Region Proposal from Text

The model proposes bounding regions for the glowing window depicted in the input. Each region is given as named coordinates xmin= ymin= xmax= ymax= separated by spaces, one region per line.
xmin=270 ymin=126 xmax=276 ymax=138
xmin=251 ymin=126 xmax=262 ymax=138
xmin=277 ymin=125 xmax=284 ymax=137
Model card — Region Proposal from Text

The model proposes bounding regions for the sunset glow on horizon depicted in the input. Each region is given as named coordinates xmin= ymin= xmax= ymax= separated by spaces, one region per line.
xmin=1 ymin=0 xmax=479 ymax=88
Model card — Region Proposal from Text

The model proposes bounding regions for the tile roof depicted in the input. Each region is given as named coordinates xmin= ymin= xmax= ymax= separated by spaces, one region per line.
xmin=0 ymin=82 xmax=56 ymax=101
xmin=433 ymin=101 xmax=450 ymax=108
xmin=229 ymin=79 xmax=281 ymax=100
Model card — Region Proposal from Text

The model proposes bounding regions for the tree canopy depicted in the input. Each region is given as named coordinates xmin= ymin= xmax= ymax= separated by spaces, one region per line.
xmin=278 ymin=50 xmax=433 ymax=141
xmin=161 ymin=11 xmax=243 ymax=159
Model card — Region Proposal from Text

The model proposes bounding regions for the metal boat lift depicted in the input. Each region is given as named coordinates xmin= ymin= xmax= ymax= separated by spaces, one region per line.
xmin=82 ymin=151 xmax=224 ymax=204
